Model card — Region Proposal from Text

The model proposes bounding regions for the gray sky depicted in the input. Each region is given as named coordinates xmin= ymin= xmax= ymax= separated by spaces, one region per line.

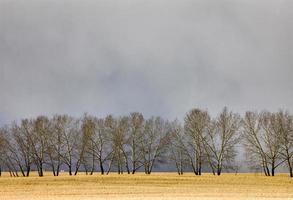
xmin=0 ymin=0 xmax=293 ymax=123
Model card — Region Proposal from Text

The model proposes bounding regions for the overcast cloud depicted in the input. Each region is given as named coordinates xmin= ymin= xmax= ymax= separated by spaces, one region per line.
xmin=0 ymin=0 xmax=293 ymax=123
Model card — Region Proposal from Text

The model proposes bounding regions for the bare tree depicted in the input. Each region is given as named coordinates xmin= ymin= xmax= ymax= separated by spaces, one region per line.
xmin=275 ymin=111 xmax=293 ymax=177
xmin=203 ymin=107 xmax=240 ymax=175
xmin=28 ymin=117 xmax=50 ymax=177
xmin=0 ymin=128 xmax=4 ymax=176
xmin=106 ymin=116 xmax=130 ymax=174
xmin=105 ymin=115 xmax=116 ymax=174
xmin=242 ymin=111 xmax=286 ymax=176
xmin=57 ymin=115 xmax=89 ymax=176
xmin=260 ymin=112 xmax=284 ymax=176
xmin=86 ymin=117 xmax=112 ymax=175
xmin=82 ymin=115 xmax=97 ymax=175
xmin=80 ymin=114 xmax=112 ymax=175
xmin=73 ymin=114 xmax=92 ymax=175
xmin=128 ymin=112 xmax=144 ymax=174
xmin=0 ymin=126 xmax=10 ymax=176
xmin=0 ymin=128 xmax=19 ymax=177
xmin=141 ymin=117 xmax=169 ymax=174
xmin=242 ymin=111 xmax=271 ymax=175
xmin=184 ymin=109 xmax=210 ymax=175
xmin=6 ymin=122 xmax=32 ymax=177
xmin=57 ymin=115 xmax=78 ymax=175
xmin=45 ymin=115 xmax=66 ymax=176
xmin=169 ymin=120 xmax=188 ymax=175
xmin=75 ymin=114 xmax=96 ymax=175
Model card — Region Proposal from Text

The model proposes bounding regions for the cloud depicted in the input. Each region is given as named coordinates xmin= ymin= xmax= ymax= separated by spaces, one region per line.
xmin=0 ymin=0 xmax=293 ymax=122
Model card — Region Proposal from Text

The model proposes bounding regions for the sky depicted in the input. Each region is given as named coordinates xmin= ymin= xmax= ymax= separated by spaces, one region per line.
xmin=0 ymin=0 xmax=293 ymax=124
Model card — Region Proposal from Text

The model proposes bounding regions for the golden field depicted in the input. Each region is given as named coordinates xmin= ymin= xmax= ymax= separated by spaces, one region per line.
xmin=0 ymin=172 xmax=292 ymax=200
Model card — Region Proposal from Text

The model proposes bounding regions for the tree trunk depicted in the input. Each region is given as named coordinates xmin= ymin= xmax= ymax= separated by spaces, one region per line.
xmin=68 ymin=165 xmax=72 ymax=176
xmin=84 ymin=163 xmax=88 ymax=175
xmin=264 ymin=162 xmax=270 ymax=176
xmin=180 ymin=167 xmax=183 ymax=175
xmin=263 ymin=157 xmax=270 ymax=176
xmin=38 ymin=164 xmax=44 ymax=177
xmin=125 ymin=160 xmax=130 ymax=174
xmin=74 ymin=159 xmax=82 ymax=175
xmin=198 ymin=157 xmax=202 ymax=175
xmin=56 ymin=164 xmax=60 ymax=176
xmin=74 ymin=166 xmax=80 ymax=175
xmin=99 ymin=158 xmax=104 ymax=175
xmin=217 ymin=164 xmax=221 ymax=176
xmin=107 ymin=157 xmax=113 ymax=175
xmin=289 ymin=166 xmax=293 ymax=178
xmin=52 ymin=165 xmax=56 ymax=176
xmin=262 ymin=159 xmax=268 ymax=176
xmin=131 ymin=146 xmax=137 ymax=173
xmin=287 ymin=158 xmax=293 ymax=177
xmin=26 ymin=166 xmax=30 ymax=177
xmin=198 ymin=165 xmax=201 ymax=175
xmin=189 ymin=159 xmax=197 ymax=175
xmin=90 ymin=157 xmax=95 ymax=175
xmin=263 ymin=166 xmax=268 ymax=176
xmin=132 ymin=139 xmax=136 ymax=174
xmin=271 ymin=160 xmax=275 ymax=176
xmin=175 ymin=162 xmax=180 ymax=175
xmin=19 ymin=165 xmax=26 ymax=177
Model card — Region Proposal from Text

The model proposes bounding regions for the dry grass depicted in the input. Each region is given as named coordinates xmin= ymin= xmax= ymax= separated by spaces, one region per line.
xmin=0 ymin=172 xmax=293 ymax=200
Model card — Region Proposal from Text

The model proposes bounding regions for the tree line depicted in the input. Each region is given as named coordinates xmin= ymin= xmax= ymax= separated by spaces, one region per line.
xmin=0 ymin=107 xmax=292 ymax=177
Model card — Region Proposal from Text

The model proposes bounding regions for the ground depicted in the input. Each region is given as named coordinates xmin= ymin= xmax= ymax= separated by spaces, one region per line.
xmin=0 ymin=172 xmax=292 ymax=200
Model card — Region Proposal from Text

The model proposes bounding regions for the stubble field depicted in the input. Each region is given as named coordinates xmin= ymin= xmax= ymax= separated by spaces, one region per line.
xmin=0 ymin=172 xmax=292 ymax=200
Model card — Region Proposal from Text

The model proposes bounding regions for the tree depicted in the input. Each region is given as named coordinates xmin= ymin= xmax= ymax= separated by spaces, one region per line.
xmin=260 ymin=112 xmax=284 ymax=176
xmin=276 ymin=111 xmax=293 ymax=177
xmin=45 ymin=115 xmax=66 ymax=176
xmin=141 ymin=117 xmax=169 ymax=174
xmin=242 ymin=111 xmax=271 ymax=175
xmin=7 ymin=121 xmax=32 ymax=177
xmin=184 ymin=109 xmax=210 ymax=175
xmin=57 ymin=115 xmax=78 ymax=175
xmin=73 ymin=114 xmax=92 ymax=175
xmin=80 ymin=114 xmax=113 ymax=175
xmin=29 ymin=116 xmax=50 ymax=177
xmin=85 ymin=117 xmax=112 ymax=175
xmin=242 ymin=111 xmax=286 ymax=176
xmin=0 ymin=128 xmax=4 ymax=176
xmin=0 ymin=126 xmax=10 ymax=176
xmin=169 ymin=120 xmax=188 ymax=175
xmin=82 ymin=115 xmax=97 ymax=175
xmin=106 ymin=116 xmax=130 ymax=174
xmin=203 ymin=107 xmax=240 ymax=175
xmin=0 ymin=127 xmax=19 ymax=177
xmin=128 ymin=112 xmax=144 ymax=174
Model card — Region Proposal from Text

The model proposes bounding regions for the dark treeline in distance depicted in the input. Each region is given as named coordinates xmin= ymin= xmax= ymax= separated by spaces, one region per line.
xmin=0 ymin=107 xmax=292 ymax=177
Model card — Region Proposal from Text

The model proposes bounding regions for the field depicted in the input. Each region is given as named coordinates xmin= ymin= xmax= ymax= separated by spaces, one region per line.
xmin=0 ymin=172 xmax=293 ymax=200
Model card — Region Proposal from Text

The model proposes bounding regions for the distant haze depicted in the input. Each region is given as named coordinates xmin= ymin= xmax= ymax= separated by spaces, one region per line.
xmin=1 ymin=0 xmax=293 ymax=123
